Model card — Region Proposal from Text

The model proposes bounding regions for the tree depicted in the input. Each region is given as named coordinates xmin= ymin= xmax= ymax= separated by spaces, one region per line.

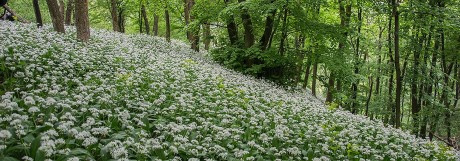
xmin=46 ymin=0 xmax=65 ymax=33
xmin=65 ymin=0 xmax=74 ymax=25
xmin=32 ymin=0 xmax=43 ymax=27
xmin=110 ymin=0 xmax=119 ymax=32
xmin=141 ymin=4 xmax=150 ymax=34
xmin=75 ymin=0 xmax=90 ymax=41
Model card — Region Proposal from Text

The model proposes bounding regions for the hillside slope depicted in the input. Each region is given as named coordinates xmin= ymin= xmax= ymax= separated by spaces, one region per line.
xmin=0 ymin=22 xmax=457 ymax=160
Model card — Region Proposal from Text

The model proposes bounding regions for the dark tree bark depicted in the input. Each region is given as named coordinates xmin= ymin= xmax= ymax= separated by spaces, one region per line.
xmin=65 ymin=0 xmax=73 ymax=25
xmin=110 ymin=0 xmax=120 ymax=32
xmin=411 ymin=30 xmax=423 ymax=135
xmin=204 ymin=23 xmax=211 ymax=50
xmin=279 ymin=1 xmax=289 ymax=55
xmin=392 ymin=0 xmax=402 ymax=128
xmin=365 ymin=76 xmax=374 ymax=116
xmin=75 ymin=0 xmax=90 ymax=41
xmin=165 ymin=9 xmax=171 ymax=42
xmin=118 ymin=8 xmax=125 ymax=33
xmin=141 ymin=4 xmax=150 ymax=34
xmin=46 ymin=0 xmax=65 ymax=33
xmin=224 ymin=0 xmax=238 ymax=45
xmin=139 ymin=8 xmax=143 ymax=33
xmin=153 ymin=14 xmax=159 ymax=36
xmin=33 ymin=0 xmax=43 ymax=27
xmin=184 ymin=0 xmax=192 ymax=41
xmin=259 ymin=0 xmax=276 ymax=50
xmin=351 ymin=6 xmax=362 ymax=113
xmin=238 ymin=0 xmax=255 ymax=48
xmin=312 ymin=61 xmax=318 ymax=97
xmin=303 ymin=58 xmax=312 ymax=89
xmin=59 ymin=0 xmax=65 ymax=15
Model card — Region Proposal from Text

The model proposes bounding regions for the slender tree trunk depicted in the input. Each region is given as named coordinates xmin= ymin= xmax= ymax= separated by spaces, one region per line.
xmin=326 ymin=73 xmax=335 ymax=103
xmin=312 ymin=61 xmax=318 ymax=97
xmin=238 ymin=0 xmax=255 ymax=48
xmin=392 ymin=0 xmax=402 ymax=128
xmin=223 ymin=0 xmax=238 ymax=46
xmin=46 ymin=0 xmax=65 ymax=33
xmin=279 ymin=1 xmax=289 ymax=55
xmin=65 ymin=0 xmax=73 ymax=25
xmin=184 ymin=0 xmax=191 ymax=41
xmin=303 ymin=59 xmax=312 ymax=89
xmin=351 ymin=6 xmax=362 ymax=113
xmin=165 ymin=9 xmax=171 ymax=42
xmin=365 ymin=76 xmax=374 ymax=116
xmin=204 ymin=23 xmax=211 ymax=50
xmin=153 ymin=14 xmax=159 ymax=36
xmin=259 ymin=0 xmax=276 ymax=50
xmin=118 ymin=8 xmax=125 ymax=33
xmin=33 ymin=0 xmax=43 ymax=27
xmin=110 ymin=0 xmax=120 ymax=32
xmin=411 ymin=31 xmax=423 ymax=136
xmin=141 ymin=4 xmax=150 ymax=34
xmin=75 ymin=0 xmax=90 ymax=41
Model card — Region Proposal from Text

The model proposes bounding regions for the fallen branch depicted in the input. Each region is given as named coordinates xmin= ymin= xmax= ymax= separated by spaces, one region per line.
xmin=430 ymin=131 xmax=459 ymax=150
xmin=2 ymin=4 xmax=29 ymax=23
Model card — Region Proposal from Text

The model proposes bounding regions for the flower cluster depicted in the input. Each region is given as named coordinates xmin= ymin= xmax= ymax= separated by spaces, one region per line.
xmin=0 ymin=21 xmax=457 ymax=160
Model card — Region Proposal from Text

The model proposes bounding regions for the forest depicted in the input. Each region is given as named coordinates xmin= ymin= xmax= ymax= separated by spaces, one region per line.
xmin=0 ymin=0 xmax=459 ymax=160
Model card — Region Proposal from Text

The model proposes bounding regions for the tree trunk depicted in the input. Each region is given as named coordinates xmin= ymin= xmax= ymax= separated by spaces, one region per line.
xmin=392 ymin=0 xmax=402 ymax=128
xmin=165 ymin=9 xmax=171 ymax=42
xmin=75 ymin=0 xmax=90 ymax=42
xmin=238 ymin=0 xmax=255 ymax=48
xmin=204 ymin=23 xmax=211 ymax=50
xmin=279 ymin=1 xmax=289 ymax=55
xmin=311 ymin=61 xmax=318 ymax=97
xmin=351 ymin=6 xmax=362 ymax=113
xmin=259 ymin=0 xmax=276 ymax=50
xmin=141 ymin=4 xmax=150 ymax=34
xmin=59 ymin=0 xmax=65 ymax=15
xmin=153 ymin=14 xmax=159 ymax=36
xmin=224 ymin=0 xmax=238 ymax=45
xmin=46 ymin=0 xmax=65 ymax=33
xmin=184 ymin=0 xmax=192 ymax=41
xmin=65 ymin=0 xmax=73 ymax=25
xmin=118 ymin=8 xmax=125 ymax=33
xmin=33 ymin=0 xmax=43 ymax=27
xmin=365 ymin=76 xmax=374 ymax=116
xmin=303 ymin=58 xmax=312 ymax=89
xmin=411 ymin=31 xmax=423 ymax=135
xmin=326 ymin=73 xmax=335 ymax=103
xmin=110 ymin=0 xmax=120 ymax=32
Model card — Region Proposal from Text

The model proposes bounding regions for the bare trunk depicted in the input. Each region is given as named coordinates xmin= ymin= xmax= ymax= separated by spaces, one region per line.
xmin=238 ymin=0 xmax=255 ymax=48
xmin=141 ymin=4 xmax=150 ymax=34
xmin=46 ymin=0 xmax=65 ymax=33
xmin=75 ymin=0 xmax=90 ymax=41
xmin=65 ymin=0 xmax=73 ymax=25
xmin=259 ymin=0 xmax=276 ymax=50
xmin=33 ymin=0 xmax=43 ymax=27
xmin=165 ymin=9 xmax=171 ymax=42
xmin=312 ymin=61 xmax=318 ymax=97
xmin=279 ymin=1 xmax=288 ymax=55
xmin=153 ymin=14 xmax=159 ymax=36
xmin=204 ymin=23 xmax=211 ymax=50
xmin=110 ymin=0 xmax=120 ymax=32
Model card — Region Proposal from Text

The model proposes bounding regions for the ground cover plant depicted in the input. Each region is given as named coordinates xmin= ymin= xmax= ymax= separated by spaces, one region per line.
xmin=0 ymin=22 xmax=458 ymax=160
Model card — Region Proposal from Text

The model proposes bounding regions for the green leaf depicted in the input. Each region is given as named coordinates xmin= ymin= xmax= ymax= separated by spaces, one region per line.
xmin=34 ymin=150 xmax=46 ymax=161
xmin=0 ymin=157 xmax=20 ymax=161
xmin=30 ymin=135 xmax=41 ymax=159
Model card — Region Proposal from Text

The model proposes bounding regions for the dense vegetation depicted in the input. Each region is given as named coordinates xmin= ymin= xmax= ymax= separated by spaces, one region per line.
xmin=11 ymin=0 xmax=460 ymax=145
xmin=2 ymin=0 xmax=460 ymax=159
xmin=0 ymin=21 xmax=457 ymax=160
